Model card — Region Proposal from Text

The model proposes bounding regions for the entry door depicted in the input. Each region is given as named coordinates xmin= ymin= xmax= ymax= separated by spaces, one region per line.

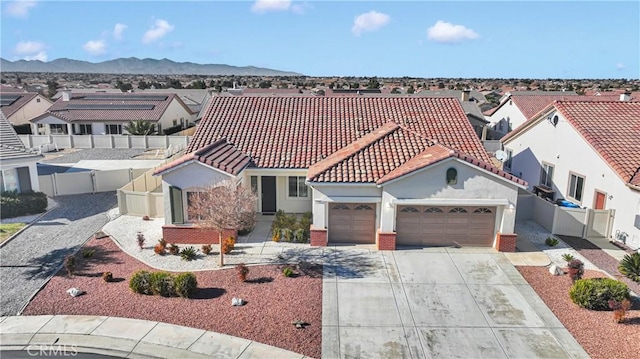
xmin=261 ymin=176 xmax=276 ymax=213
xmin=594 ymin=191 xmax=606 ymax=210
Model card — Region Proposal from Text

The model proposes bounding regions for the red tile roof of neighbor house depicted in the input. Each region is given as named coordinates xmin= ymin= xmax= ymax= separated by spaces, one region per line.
xmin=553 ymin=101 xmax=640 ymax=187
xmin=307 ymin=122 xmax=527 ymax=186
xmin=41 ymin=93 xmax=192 ymax=123
xmin=0 ymin=92 xmax=39 ymax=119
xmin=483 ymin=93 xmax=624 ymax=118
xmin=188 ymin=96 xmax=492 ymax=170
xmin=154 ymin=138 xmax=250 ymax=176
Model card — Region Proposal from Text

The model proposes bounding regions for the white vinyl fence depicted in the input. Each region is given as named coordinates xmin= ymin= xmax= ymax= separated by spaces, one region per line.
xmin=38 ymin=168 xmax=149 ymax=197
xmin=517 ymin=193 xmax=615 ymax=238
xmin=19 ymin=134 xmax=190 ymax=150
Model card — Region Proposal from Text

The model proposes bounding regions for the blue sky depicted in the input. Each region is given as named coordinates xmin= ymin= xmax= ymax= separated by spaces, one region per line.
xmin=1 ymin=0 xmax=638 ymax=78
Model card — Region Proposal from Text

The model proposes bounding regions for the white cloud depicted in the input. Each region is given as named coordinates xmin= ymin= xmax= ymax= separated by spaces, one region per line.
xmin=142 ymin=19 xmax=175 ymax=44
xmin=24 ymin=51 xmax=47 ymax=61
xmin=83 ymin=40 xmax=107 ymax=56
xmin=14 ymin=41 xmax=44 ymax=54
xmin=4 ymin=0 xmax=37 ymax=18
xmin=251 ymin=0 xmax=291 ymax=13
xmin=427 ymin=20 xmax=479 ymax=44
xmin=351 ymin=11 xmax=390 ymax=36
xmin=113 ymin=23 xmax=127 ymax=40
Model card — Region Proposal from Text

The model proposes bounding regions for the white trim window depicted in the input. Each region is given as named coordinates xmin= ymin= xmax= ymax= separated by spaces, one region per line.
xmin=540 ymin=163 xmax=554 ymax=188
xmin=105 ymin=124 xmax=122 ymax=135
xmin=288 ymin=176 xmax=308 ymax=198
xmin=568 ymin=172 xmax=585 ymax=203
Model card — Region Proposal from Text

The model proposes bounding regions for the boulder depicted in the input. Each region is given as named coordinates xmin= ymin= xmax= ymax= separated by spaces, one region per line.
xmin=549 ymin=265 xmax=563 ymax=276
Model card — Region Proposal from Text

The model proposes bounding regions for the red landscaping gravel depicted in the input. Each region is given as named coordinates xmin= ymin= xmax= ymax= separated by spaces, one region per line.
xmin=23 ymin=237 xmax=322 ymax=358
xmin=517 ymin=266 xmax=640 ymax=359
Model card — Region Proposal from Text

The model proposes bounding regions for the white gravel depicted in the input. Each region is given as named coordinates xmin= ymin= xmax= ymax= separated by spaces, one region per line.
xmin=515 ymin=220 xmax=599 ymax=270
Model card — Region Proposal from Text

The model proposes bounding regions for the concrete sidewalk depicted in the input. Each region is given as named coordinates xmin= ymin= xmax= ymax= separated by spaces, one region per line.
xmin=0 ymin=315 xmax=306 ymax=359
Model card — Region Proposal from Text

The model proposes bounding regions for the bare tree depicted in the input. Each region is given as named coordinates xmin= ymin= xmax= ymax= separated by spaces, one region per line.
xmin=187 ymin=180 xmax=257 ymax=266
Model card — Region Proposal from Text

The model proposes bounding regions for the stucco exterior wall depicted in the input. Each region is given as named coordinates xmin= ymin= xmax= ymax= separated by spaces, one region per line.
xmin=308 ymin=184 xmax=382 ymax=230
xmin=242 ymin=169 xmax=312 ymax=214
xmin=504 ymin=112 xmax=640 ymax=248
xmin=489 ymin=99 xmax=527 ymax=137
xmin=159 ymin=98 xmax=195 ymax=129
xmin=7 ymin=95 xmax=52 ymax=126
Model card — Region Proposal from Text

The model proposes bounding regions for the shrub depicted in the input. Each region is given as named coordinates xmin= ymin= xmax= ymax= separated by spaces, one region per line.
xmin=562 ymin=253 xmax=575 ymax=262
xmin=136 ymin=232 xmax=145 ymax=250
xmin=180 ymin=246 xmax=197 ymax=261
xmin=102 ymin=272 xmax=113 ymax=282
xmin=0 ymin=191 xmax=48 ymax=219
xmin=293 ymin=228 xmax=305 ymax=243
xmin=154 ymin=243 xmax=166 ymax=255
xmin=236 ymin=263 xmax=249 ymax=282
xmin=82 ymin=249 xmax=96 ymax=258
xmin=618 ymin=252 xmax=640 ymax=282
xmin=158 ymin=238 xmax=167 ymax=247
xmin=272 ymin=228 xmax=281 ymax=242
xmin=201 ymin=244 xmax=212 ymax=255
xmin=609 ymin=299 xmax=632 ymax=323
xmin=149 ymin=272 xmax=176 ymax=297
xmin=174 ymin=272 xmax=197 ymax=298
xmin=569 ymin=278 xmax=630 ymax=310
xmin=283 ymin=266 xmax=294 ymax=277
xmin=64 ymin=255 xmax=75 ymax=277
xmin=142 ymin=215 xmax=150 ymax=221
xmin=129 ymin=270 xmax=153 ymax=295
xmin=282 ymin=228 xmax=293 ymax=242
xmin=567 ymin=259 xmax=584 ymax=282
xmin=168 ymin=243 xmax=180 ymax=255
xmin=222 ymin=237 xmax=235 ymax=254
xmin=545 ymin=236 xmax=559 ymax=246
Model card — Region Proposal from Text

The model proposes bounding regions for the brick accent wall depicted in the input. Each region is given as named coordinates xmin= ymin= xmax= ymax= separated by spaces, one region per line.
xmin=495 ymin=232 xmax=517 ymax=252
xmin=310 ymin=225 xmax=328 ymax=247
xmin=161 ymin=225 xmax=237 ymax=245
xmin=378 ymin=230 xmax=396 ymax=250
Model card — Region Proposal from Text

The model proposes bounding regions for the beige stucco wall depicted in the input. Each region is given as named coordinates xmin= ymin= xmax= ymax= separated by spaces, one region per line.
xmin=158 ymin=98 xmax=195 ymax=130
xmin=7 ymin=95 xmax=52 ymax=126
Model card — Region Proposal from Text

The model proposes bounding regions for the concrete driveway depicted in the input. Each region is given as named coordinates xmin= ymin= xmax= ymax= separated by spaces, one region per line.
xmin=322 ymin=247 xmax=588 ymax=359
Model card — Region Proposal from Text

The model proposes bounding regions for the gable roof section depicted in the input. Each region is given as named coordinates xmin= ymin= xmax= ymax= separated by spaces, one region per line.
xmin=0 ymin=113 xmax=41 ymax=161
xmin=512 ymin=94 xmax=624 ymax=121
xmin=307 ymin=122 xmax=526 ymax=186
xmin=0 ymin=92 xmax=38 ymax=119
xmin=153 ymin=138 xmax=250 ymax=176
xmin=42 ymin=93 xmax=193 ymax=123
xmin=190 ymin=96 xmax=491 ymax=169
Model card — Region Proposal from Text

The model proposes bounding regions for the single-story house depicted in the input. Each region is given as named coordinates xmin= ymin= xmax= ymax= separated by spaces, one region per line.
xmin=31 ymin=92 xmax=195 ymax=135
xmin=154 ymin=96 xmax=527 ymax=251
xmin=0 ymin=113 xmax=42 ymax=193
xmin=0 ymin=91 xmax=53 ymax=128
xmin=502 ymin=100 xmax=640 ymax=249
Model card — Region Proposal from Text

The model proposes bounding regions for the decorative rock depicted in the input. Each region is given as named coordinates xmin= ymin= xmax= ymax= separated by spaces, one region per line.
xmin=66 ymin=288 xmax=84 ymax=297
xmin=231 ymin=297 xmax=245 ymax=306
xmin=549 ymin=265 xmax=563 ymax=276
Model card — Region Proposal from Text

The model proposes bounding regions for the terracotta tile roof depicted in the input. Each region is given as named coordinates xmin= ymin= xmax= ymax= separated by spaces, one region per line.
xmin=154 ymin=138 xmax=250 ymax=176
xmin=553 ymin=101 xmax=640 ymax=187
xmin=190 ymin=96 xmax=491 ymax=169
xmin=512 ymin=93 xmax=624 ymax=121
xmin=307 ymin=122 xmax=526 ymax=186
xmin=0 ymin=92 xmax=38 ymax=119
xmin=43 ymin=93 xmax=192 ymax=123
xmin=0 ymin=112 xmax=41 ymax=160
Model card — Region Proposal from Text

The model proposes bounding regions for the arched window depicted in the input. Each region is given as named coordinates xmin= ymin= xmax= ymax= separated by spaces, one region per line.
xmin=332 ymin=204 xmax=350 ymax=210
xmin=446 ymin=168 xmax=458 ymax=185
xmin=473 ymin=207 xmax=493 ymax=213
xmin=449 ymin=207 xmax=468 ymax=213
xmin=400 ymin=207 xmax=419 ymax=213
xmin=354 ymin=204 xmax=374 ymax=211
xmin=425 ymin=207 xmax=444 ymax=213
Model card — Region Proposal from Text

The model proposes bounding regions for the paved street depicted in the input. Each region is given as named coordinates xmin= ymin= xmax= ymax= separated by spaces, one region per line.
xmin=0 ymin=193 xmax=117 ymax=316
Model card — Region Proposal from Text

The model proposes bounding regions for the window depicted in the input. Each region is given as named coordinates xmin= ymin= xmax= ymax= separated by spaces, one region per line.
xmin=0 ymin=169 xmax=19 ymax=193
xmin=156 ymin=123 xmax=162 ymax=134
xmin=288 ymin=176 xmax=308 ymax=198
xmin=105 ymin=124 xmax=122 ymax=134
xmin=36 ymin=98 xmax=41 ymax=103
xmin=540 ymin=163 xmax=554 ymax=188
xmin=169 ymin=186 xmax=184 ymax=224
xmin=449 ymin=207 xmax=468 ymax=213
xmin=568 ymin=173 xmax=585 ymax=202
xmin=425 ymin=207 xmax=444 ymax=213
xmin=446 ymin=168 xmax=457 ymax=185
xmin=504 ymin=149 xmax=513 ymax=171
xmin=473 ymin=208 xmax=493 ymax=213
xmin=250 ymin=176 xmax=258 ymax=193
xmin=49 ymin=124 xmax=67 ymax=134
xmin=400 ymin=207 xmax=419 ymax=213
xmin=78 ymin=124 xmax=92 ymax=135
xmin=354 ymin=204 xmax=374 ymax=210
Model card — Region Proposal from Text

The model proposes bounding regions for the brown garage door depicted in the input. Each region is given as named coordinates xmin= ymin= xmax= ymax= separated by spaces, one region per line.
xmin=329 ymin=203 xmax=376 ymax=244
xmin=396 ymin=206 xmax=495 ymax=247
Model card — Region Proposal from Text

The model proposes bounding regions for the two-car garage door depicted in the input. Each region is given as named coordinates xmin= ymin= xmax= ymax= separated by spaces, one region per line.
xmin=396 ymin=206 xmax=496 ymax=247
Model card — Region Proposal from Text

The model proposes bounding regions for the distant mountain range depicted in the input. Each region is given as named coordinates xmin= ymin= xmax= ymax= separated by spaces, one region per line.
xmin=0 ymin=57 xmax=302 ymax=76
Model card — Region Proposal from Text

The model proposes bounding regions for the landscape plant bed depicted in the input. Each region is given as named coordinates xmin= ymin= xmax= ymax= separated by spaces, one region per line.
xmin=23 ymin=237 xmax=322 ymax=358
xmin=517 ymin=266 xmax=640 ymax=359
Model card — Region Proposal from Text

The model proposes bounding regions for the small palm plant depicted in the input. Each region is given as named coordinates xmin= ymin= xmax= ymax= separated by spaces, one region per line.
xmin=124 ymin=119 xmax=156 ymax=135
xmin=618 ymin=252 xmax=640 ymax=282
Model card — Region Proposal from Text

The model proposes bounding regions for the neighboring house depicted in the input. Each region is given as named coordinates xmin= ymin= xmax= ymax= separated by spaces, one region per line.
xmin=417 ymin=90 xmax=489 ymax=138
xmin=154 ymin=96 xmax=526 ymax=251
xmin=502 ymin=100 xmax=640 ymax=249
xmin=0 ymin=113 xmax=42 ymax=193
xmin=485 ymin=91 xmax=632 ymax=139
xmin=0 ymin=91 xmax=53 ymax=127
xmin=31 ymin=92 xmax=195 ymax=135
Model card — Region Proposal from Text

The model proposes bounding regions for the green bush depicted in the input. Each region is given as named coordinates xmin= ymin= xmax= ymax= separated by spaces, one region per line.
xmin=0 ymin=191 xmax=47 ymax=219
xmin=618 ymin=252 xmax=640 ymax=282
xmin=569 ymin=278 xmax=630 ymax=310
xmin=174 ymin=272 xmax=198 ymax=298
xmin=545 ymin=236 xmax=559 ymax=246
xmin=283 ymin=266 xmax=294 ymax=277
xmin=149 ymin=272 xmax=175 ymax=297
xmin=129 ymin=270 xmax=153 ymax=295
xmin=180 ymin=246 xmax=197 ymax=261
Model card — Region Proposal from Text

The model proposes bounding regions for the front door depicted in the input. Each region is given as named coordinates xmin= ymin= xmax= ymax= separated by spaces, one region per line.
xmin=261 ymin=176 xmax=276 ymax=213
xmin=594 ymin=191 xmax=606 ymax=210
